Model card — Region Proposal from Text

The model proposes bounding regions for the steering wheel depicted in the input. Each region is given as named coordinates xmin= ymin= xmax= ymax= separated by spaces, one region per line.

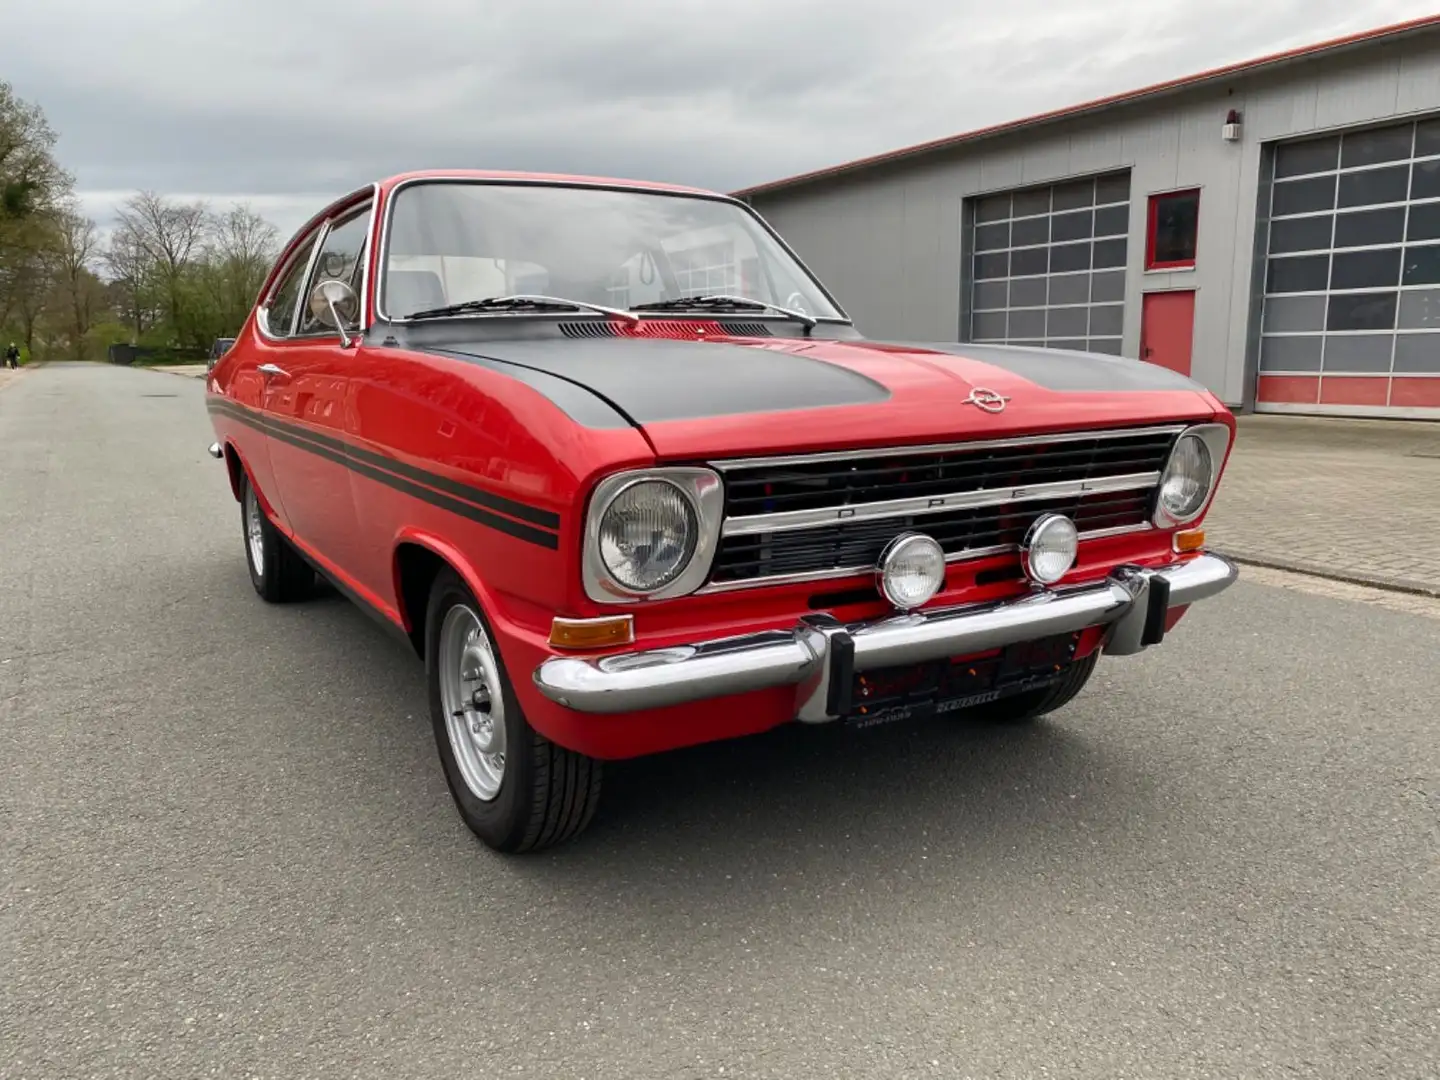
xmin=785 ymin=292 xmax=809 ymax=314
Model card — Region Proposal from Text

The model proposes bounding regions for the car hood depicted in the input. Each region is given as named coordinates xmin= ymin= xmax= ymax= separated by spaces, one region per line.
xmin=430 ymin=335 xmax=1224 ymax=461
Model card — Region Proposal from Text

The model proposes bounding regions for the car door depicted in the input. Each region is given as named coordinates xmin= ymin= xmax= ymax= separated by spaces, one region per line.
xmin=228 ymin=225 xmax=324 ymax=534
xmin=256 ymin=200 xmax=371 ymax=578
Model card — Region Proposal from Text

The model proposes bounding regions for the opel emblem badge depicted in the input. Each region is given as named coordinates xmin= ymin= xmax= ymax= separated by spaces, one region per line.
xmin=962 ymin=387 xmax=1010 ymax=413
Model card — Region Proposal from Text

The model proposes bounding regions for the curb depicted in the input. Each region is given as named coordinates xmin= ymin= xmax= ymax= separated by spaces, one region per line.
xmin=1218 ymin=550 xmax=1440 ymax=599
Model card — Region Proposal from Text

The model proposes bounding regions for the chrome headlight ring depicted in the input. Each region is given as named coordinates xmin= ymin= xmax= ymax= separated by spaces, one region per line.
xmin=1152 ymin=422 xmax=1231 ymax=528
xmin=582 ymin=467 xmax=725 ymax=603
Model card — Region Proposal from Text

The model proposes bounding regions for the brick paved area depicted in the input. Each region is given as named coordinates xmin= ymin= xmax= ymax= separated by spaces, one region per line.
xmin=1206 ymin=415 xmax=1440 ymax=596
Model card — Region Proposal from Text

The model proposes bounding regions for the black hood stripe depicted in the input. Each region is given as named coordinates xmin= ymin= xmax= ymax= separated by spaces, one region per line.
xmin=428 ymin=347 xmax=640 ymax=430
xmin=208 ymin=399 xmax=560 ymax=549
xmin=889 ymin=340 xmax=1206 ymax=393
xmin=420 ymin=337 xmax=891 ymax=427
xmin=417 ymin=335 xmax=1203 ymax=433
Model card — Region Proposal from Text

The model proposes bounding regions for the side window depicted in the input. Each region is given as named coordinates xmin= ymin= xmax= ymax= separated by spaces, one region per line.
xmin=1146 ymin=189 xmax=1200 ymax=271
xmin=263 ymin=233 xmax=319 ymax=338
xmin=298 ymin=204 xmax=372 ymax=335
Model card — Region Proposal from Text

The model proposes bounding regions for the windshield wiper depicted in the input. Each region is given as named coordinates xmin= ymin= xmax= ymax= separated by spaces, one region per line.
xmin=630 ymin=294 xmax=819 ymax=332
xmin=405 ymin=294 xmax=640 ymax=323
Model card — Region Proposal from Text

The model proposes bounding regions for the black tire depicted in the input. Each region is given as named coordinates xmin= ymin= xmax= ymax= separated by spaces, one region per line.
xmin=239 ymin=470 xmax=315 ymax=603
xmin=424 ymin=567 xmax=601 ymax=853
xmin=961 ymin=651 xmax=1100 ymax=725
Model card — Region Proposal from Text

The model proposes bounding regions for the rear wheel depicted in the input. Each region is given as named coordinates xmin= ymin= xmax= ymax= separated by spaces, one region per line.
xmin=240 ymin=471 xmax=315 ymax=603
xmin=425 ymin=568 xmax=601 ymax=853
xmin=961 ymin=651 xmax=1100 ymax=725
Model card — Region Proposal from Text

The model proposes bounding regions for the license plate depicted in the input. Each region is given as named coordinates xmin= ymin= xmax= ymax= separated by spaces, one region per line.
xmin=841 ymin=633 xmax=1077 ymax=729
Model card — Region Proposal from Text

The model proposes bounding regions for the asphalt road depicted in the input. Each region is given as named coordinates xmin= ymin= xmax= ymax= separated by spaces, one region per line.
xmin=3 ymin=363 xmax=1438 ymax=1080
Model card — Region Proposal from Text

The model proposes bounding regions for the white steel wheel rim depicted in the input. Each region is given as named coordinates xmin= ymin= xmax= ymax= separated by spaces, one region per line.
xmin=245 ymin=484 xmax=265 ymax=576
xmin=439 ymin=604 xmax=507 ymax=802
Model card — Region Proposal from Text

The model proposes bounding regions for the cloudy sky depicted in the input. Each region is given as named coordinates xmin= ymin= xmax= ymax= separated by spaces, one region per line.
xmin=7 ymin=0 xmax=1437 ymax=239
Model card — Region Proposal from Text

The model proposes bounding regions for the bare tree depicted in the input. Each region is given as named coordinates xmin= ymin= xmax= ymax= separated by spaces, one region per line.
xmin=6 ymin=229 xmax=60 ymax=355
xmin=51 ymin=208 xmax=105 ymax=357
xmin=102 ymin=224 xmax=161 ymax=337
xmin=207 ymin=202 xmax=279 ymax=320
xmin=113 ymin=190 xmax=210 ymax=332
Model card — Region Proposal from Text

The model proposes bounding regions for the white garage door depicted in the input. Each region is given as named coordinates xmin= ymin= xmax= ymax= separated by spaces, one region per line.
xmin=968 ymin=171 xmax=1132 ymax=356
xmin=1257 ymin=117 xmax=1440 ymax=416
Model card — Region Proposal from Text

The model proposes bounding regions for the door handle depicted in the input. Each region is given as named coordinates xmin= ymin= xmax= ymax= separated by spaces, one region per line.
xmin=258 ymin=363 xmax=289 ymax=379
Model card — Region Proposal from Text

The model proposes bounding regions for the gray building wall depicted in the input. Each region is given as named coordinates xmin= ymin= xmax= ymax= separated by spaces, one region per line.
xmin=748 ymin=34 xmax=1440 ymax=408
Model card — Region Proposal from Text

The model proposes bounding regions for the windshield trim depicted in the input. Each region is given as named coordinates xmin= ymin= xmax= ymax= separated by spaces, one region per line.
xmin=372 ymin=175 xmax=852 ymax=326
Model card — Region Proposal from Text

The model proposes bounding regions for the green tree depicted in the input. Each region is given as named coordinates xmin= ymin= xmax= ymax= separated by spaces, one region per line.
xmin=1 ymin=80 xmax=78 ymax=357
xmin=0 ymin=82 xmax=69 ymax=227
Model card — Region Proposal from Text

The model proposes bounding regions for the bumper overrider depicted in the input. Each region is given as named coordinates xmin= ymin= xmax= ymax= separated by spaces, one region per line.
xmin=534 ymin=553 xmax=1238 ymax=720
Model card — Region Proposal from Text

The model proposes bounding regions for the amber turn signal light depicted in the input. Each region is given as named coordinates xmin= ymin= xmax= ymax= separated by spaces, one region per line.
xmin=1173 ymin=528 xmax=1206 ymax=553
xmin=548 ymin=615 xmax=635 ymax=650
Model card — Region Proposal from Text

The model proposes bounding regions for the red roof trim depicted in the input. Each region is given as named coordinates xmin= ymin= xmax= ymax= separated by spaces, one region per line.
xmin=733 ymin=14 xmax=1440 ymax=198
xmin=377 ymin=169 xmax=717 ymax=198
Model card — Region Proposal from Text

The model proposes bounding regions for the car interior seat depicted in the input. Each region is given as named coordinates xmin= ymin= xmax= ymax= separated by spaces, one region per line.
xmin=386 ymin=269 xmax=447 ymax=316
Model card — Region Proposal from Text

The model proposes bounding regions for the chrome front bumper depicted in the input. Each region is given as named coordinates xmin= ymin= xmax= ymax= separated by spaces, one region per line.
xmin=533 ymin=554 xmax=1238 ymax=720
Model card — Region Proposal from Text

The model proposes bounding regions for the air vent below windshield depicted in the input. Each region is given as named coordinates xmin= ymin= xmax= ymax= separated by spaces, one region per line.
xmin=559 ymin=320 xmax=774 ymax=340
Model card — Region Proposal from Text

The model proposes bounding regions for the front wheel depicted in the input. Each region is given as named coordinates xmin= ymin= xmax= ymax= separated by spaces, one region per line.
xmin=425 ymin=568 xmax=601 ymax=853
xmin=960 ymin=651 xmax=1100 ymax=725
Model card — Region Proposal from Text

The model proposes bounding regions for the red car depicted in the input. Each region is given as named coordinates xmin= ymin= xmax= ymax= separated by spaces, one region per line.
xmin=206 ymin=170 xmax=1238 ymax=853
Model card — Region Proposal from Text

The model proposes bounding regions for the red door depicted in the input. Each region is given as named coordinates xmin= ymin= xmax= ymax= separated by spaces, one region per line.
xmin=259 ymin=339 xmax=360 ymax=573
xmin=257 ymin=200 xmax=372 ymax=575
xmin=1140 ymin=290 xmax=1196 ymax=376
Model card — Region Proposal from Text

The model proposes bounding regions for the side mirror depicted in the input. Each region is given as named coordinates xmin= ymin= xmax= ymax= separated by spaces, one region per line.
xmin=308 ymin=279 xmax=360 ymax=347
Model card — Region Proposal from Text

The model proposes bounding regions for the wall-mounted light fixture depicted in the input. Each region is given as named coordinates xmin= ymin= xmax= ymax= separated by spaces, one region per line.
xmin=1222 ymin=109 xmax=1243 ymax=142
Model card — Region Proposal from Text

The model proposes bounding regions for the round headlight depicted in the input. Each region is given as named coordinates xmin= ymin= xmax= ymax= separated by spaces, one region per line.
xmin=597 ymin=480 xmax=697 ymax=592
xmin=877 ymin=533 xmax=946 ymax=610
xmin=1158 ymin=433 xmax=1215 ymax=523
xmin=1022 ymin=513 xmax=1079 ymax=585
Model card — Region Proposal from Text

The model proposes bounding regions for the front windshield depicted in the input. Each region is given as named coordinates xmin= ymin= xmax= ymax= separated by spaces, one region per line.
xmin=380 ymin=181 xmax=845 ymax=322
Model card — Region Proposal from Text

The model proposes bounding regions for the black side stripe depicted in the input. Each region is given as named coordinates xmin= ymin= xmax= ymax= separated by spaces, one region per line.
xmin=209 ymin=400 xmax=560 ymax=550
xmin=208 ymin=399 xmax=560 ymax=530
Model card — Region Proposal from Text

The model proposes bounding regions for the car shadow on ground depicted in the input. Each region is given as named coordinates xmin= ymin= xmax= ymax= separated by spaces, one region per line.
xmin=286 ymin=572 xmax=1149 ymax=891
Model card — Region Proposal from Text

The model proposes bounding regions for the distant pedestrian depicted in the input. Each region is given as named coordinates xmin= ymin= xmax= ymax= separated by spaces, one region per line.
xmin=3 ymin=343 xmax=19 ymax=370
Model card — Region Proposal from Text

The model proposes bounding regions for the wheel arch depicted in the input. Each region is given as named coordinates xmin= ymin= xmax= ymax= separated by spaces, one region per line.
xmin=392 ymin=531 xmax=506 ymax=660
xmin=222 ymin=442 xmax=245 ymax=501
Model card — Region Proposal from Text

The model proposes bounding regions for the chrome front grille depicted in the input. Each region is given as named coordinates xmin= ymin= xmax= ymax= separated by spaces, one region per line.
xmin=704 ymin=425 xmax=1182 ymax=589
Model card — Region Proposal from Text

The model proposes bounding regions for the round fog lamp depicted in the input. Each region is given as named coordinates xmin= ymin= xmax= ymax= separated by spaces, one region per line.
xmin=877 ymin=533 xmax=946 ymax=610
xmin=1022 ymin=514 xmax=1078 ymax=585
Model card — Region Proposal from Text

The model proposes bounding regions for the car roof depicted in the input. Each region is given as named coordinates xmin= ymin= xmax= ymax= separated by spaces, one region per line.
xmin=375 ymin=170 xmax=720 ymax=199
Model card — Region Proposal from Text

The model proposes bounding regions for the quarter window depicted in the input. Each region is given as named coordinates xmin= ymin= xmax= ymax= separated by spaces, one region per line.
xmin=264 ymin=233 xmax=319 ymax=338
xmin=298 ymin=204 xmax=372 ymax=335
xmin=1146 ymin=189 xmax=1200 ymax=270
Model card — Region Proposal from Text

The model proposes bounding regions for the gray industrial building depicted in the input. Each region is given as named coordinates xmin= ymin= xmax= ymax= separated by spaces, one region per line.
xmin=736 ymin=15 xmax=1440 ymax=420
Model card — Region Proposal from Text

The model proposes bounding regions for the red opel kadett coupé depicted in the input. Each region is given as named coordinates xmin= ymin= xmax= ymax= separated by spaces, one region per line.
xmin=206 ymin=170 xmax=1238 ymax=853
